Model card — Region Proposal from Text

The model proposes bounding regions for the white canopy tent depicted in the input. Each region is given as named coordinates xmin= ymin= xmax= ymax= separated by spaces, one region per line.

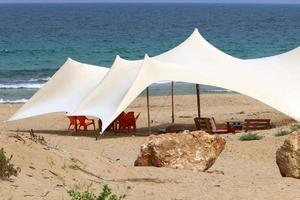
xmin=9 ymin=58 xmax=109 ymax=121
xmin=70 ymin=29 xmax=300 ymax=132
xmin=9 ymin=29 xmax=300 ymax=134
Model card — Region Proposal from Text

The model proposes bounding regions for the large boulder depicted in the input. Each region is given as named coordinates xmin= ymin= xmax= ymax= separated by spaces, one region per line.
xmin=134 ymin=131 xmax=226 ymax=172
xmin=276 ymin=131 xmax=300 ymax=179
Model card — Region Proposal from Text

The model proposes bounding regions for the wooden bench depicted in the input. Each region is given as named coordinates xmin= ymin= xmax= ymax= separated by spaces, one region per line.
xmin=194 ymin=117 xmax=235 ymax=134
xmin=244 ymin=119 xmax=271 ymax=132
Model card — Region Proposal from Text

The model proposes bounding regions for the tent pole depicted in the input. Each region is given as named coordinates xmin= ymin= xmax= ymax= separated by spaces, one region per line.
xmin=171 ymin=81 xmax=175 ymax=123
xmin=98 ymin=119 xmax=102 ymax=132
xmin=146 ymin=87 xmax=151 ymax=134
xmin=196 ymin=84 xmax=201 ymax=119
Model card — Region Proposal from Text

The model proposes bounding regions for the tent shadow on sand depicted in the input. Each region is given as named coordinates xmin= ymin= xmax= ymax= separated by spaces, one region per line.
xmin=10 ymin=122 xmax=197 ymax=140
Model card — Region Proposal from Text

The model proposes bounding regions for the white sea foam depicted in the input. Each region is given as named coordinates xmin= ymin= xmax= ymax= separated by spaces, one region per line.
xmin=27 ymin=77 xmax=51 ymax=82
xmin=0 ymin=98 xmax=28 ymax=104
xmin=0 ymin=77 xmax=50 ymax=89
xmin=0 ymin=83 xmax=44 ymax=89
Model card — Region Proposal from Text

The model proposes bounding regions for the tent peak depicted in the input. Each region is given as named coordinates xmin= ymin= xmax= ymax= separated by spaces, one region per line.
xmin=66 ymin=57 xmax=75 ymax=63
xmin=113 ymin=55 xmax=138 ymax=62
xmin=193 ymin=28 xmax=200 ymax=34
xmin=66 ymin=58 xmax=82 ymax=64
xmin=113 ymin=55 xmax=129 ymax=63
xmin=144 ymin=54 xmax=150 ymax=59
xmin=65 ymin=57 xmax=78 ymax=65
xmin=191 ymin=28 xmax=202 ymax=38
xmin=112 ymin=55 xmax=122 ymax=64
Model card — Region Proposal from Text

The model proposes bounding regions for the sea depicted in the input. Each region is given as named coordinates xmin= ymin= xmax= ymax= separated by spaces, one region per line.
xmin=1 ymin=3 xmax=300 ymax=103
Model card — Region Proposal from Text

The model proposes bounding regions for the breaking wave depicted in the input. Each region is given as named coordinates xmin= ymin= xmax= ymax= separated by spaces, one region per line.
xmin=0 ymin=77 xmax=50 ymax=89
xmin=0 ymin=83 xmax=44 ymax=89
xmin=0 ymin=98 xmax=28 ymax=104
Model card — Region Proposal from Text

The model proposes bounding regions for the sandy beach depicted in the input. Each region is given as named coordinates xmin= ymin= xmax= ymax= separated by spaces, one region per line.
xmin=1 ymin=93 xmax=300 ymax=200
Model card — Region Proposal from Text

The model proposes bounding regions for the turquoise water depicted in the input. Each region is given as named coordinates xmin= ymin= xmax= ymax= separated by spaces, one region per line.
xmin=1 ymin=3 xmax=300 ymax=102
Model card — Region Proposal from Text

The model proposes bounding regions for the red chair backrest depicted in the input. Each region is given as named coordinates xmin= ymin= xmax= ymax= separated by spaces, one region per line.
xmin=68 ymin=116 xmax=76 ymax=125
xmin=77 ymin=116 xmax=87 ymax=125
xmin=125 ymin=112 xmax=136 ymax=125
xmin=117 ymin=112 xmax=126 ymax=125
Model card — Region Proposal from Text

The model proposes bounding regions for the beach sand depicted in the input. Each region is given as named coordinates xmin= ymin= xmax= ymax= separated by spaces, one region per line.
xmin=0 ymin=93 xmax=300 ymax=200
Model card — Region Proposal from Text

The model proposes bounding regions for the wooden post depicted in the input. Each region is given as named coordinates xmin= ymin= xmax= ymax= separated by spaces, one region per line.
xmin=171 ymin=81 xmax=175 ymax=123
xmin=146 ymin=87 xmax=151 ymax=134
xmin=74 ymin=116 xmax=78 ymax=132
xmin=96 ymin=119 xmax=102 ymax=140
xmin=196 ymin=84 xmax=201 ymax=119
xmin=98 ymin=119 xmax=102 ymax=132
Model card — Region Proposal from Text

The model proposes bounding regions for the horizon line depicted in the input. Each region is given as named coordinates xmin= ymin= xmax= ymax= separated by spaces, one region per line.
xmin=1 ymin=2 xmax=300 ymax=5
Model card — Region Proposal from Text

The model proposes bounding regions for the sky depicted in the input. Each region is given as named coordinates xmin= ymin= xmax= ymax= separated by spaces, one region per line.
xmin=0 ymin=0 xmax=300 ymax=4
xmin=1 ymin=0 xmax=300 ymax=3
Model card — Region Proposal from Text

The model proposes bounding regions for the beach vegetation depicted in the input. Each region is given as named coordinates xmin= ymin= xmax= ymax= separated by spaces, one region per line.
xmin=289 ymin=123 xmax=300 ymax=132
xmin=239 ymin=133 xmax=262 ymax=141
xmin=0 ymin=148 xmax=20 ymax=179
xmin=68 ymin=184 xmax=126 ymax=200
xmin=274 ymin=130 xmax=291 ymax=137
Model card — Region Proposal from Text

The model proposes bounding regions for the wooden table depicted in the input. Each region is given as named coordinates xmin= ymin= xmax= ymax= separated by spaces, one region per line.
xmin=226 ymin=120 xmax=243 ymax=131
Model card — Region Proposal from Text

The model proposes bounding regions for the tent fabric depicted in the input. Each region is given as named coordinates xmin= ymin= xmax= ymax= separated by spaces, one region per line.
xmin=71 ymin=29 xmax=300 ymax=132
xmin=9 ymin=58 xmax=109 ymax=121
xmin=70 ymin=57 xmax=144 ymax=130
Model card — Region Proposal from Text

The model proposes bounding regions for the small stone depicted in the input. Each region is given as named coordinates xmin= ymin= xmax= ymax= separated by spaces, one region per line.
xmin=207 ymin=170 xmax=225 ymax=175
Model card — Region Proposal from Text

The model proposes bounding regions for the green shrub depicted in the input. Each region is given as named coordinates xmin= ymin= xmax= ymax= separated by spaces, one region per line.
xmin=0 ymin=148 xmax=20 ymax=179
xmin=290 ymin=124 xmax=300 ymax=132
xmin=98 ymin=185 xmax=126 ymax=200
xmin=68 ymin=185 xmax=126 ymax=200
xmin=274 ymin=130 xmax=291 ymax=137
xmin=68 ymin=190 xmax=96 ymax=200
xmin=239 ymin=133 xmax=262 ymax=141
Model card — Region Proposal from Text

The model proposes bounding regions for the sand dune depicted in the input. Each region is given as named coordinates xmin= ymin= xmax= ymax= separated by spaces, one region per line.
xmin=1 ymin=93 xmax=300 ymax=200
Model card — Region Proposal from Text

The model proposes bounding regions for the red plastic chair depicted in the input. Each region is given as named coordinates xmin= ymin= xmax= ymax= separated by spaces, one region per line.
xmin=67 ymin=116 xmax=78 ymax=130
xmin=77 ymin=116 xmax=95 ymax=131
xmin=125 ymin=112 xmax=137 ymax=132
xmin=117 ymin=112 xmax=127 ymax=131
xmin=117 ymin=112 xmax=138 ymax=132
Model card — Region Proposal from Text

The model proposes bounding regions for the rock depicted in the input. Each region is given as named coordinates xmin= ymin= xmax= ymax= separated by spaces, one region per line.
xmin=276 ymin=131 xmax=300 ymax=179
xmin=134 ymin=131 xmax=226 ymax=171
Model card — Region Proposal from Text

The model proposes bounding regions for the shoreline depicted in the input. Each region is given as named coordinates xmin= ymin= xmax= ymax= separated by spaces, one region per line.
xmin=0 ymin=83 xmax=233 ymax=103
xmin=0 ymin=91 xmax=237 ymax=104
